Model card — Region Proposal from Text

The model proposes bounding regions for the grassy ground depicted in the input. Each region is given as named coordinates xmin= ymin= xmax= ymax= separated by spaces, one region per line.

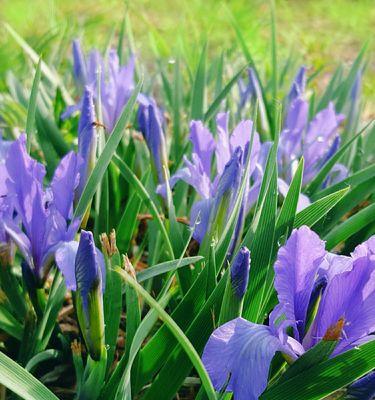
xmin=0 ymin=0 xmax=374 ymax=101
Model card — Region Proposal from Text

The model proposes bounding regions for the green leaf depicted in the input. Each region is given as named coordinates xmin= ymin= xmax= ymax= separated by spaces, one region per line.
xmin=325 ymin=202 xmax=375 ymax=250
xmin=26 ymin=57 xmax=42 ymax=153
xmin=312 ymin=164 xmax=375 ymax=201
xmin=278 ymin=340 xmax=338 ymax=383
xmin=204 ymin=65 xmax=246 ymax=123
xmin=101 ymin=292 xmax=172 ymax=400
xmin=25 ymin=350 xmax=62 ymax=373
xmin=136 ymin=256 xmax=204 ymax=283
xmin=0 ymin=351 xmax=59 ymax=400
xmin=294 ymin=188 xmax=350 ymax=228
xmin=261 ymin=340 xmax=375 ymax=400
xmin=103 ymin=249 xmax=123 ymax=375
xmin=116 ymin=171 xmax=149 ymax=251
xmin=0 ymin=305 xmax=23 ymax=340
xmin=117 ymin=269 xmax=217 ymax=400
xmin=135 ymin=262 xmax=210 ymax=392
xmin=140 ymin=270 xmax=227 ymax=400
xmin=73 ymin=80 xmax=142 ymax=220
xmin=190 ymin=44 xmax=207 ymax=120
xmin=4 ymin=23 xmax=73 ymax=105
xmin=242 ymin=167 xmax=278 ymax=322
xmin=274 ymin=158 xmax=304 ymax=242
xmin=112 ymin=154 xmax=174 ymax=258
xmin=315 ymin=178 xmax=375 ymax=236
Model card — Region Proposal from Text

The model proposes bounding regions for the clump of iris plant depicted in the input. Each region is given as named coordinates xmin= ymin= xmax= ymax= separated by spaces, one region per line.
xmin=202 ymin=226 xmax=375 ymax=400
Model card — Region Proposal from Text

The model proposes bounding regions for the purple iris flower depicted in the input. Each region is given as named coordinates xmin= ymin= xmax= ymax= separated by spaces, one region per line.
xmin=203 ymin=226 xmax=375 ymax=400
xmin=1 ymin=135 xmax=81 ymax=285
xmin=157 ymin=113 xmax=261 ymax=243
xmin=137 ymin=96 xmax=169 ymax=185
xmin=279 ymin=67 xmax=346 ymax=185
xmin=55 ymin=230 xmax=105 ymax=360
xmin=63 ymin=39 xmax=137 ymax=132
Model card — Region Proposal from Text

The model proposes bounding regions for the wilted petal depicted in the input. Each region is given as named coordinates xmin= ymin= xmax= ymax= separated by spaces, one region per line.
xmin=274 ymin=226 xmax=326 ymax=341
xmin=202 ymin=318 xmax=295 ymax=400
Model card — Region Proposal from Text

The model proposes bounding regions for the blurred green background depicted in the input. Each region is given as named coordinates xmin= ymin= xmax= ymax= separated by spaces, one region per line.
xmin=0 ymin=0 xmax=374 ymax=106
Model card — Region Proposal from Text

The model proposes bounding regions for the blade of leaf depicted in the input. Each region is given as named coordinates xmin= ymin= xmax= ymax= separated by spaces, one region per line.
xmin=117 ymin=268 xmax=217 ymax=400
xmin=324 ymin=202 xmax=375 ymax=250
xmin=0 ymin=351 xmax=59 ymax=400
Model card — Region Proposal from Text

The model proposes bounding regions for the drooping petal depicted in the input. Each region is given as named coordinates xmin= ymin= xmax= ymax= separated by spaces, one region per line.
xmin=273 ymin=226 xmax=326 ymax=341
xmin=202 ymin=318 xmax=295 ymax=400
xmin=189 ymin=120 xmax=215 ymax=176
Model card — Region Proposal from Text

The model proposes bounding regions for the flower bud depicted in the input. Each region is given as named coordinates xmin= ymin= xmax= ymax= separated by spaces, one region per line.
xmin=75 ymin=230 xmax=105 ymax=361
